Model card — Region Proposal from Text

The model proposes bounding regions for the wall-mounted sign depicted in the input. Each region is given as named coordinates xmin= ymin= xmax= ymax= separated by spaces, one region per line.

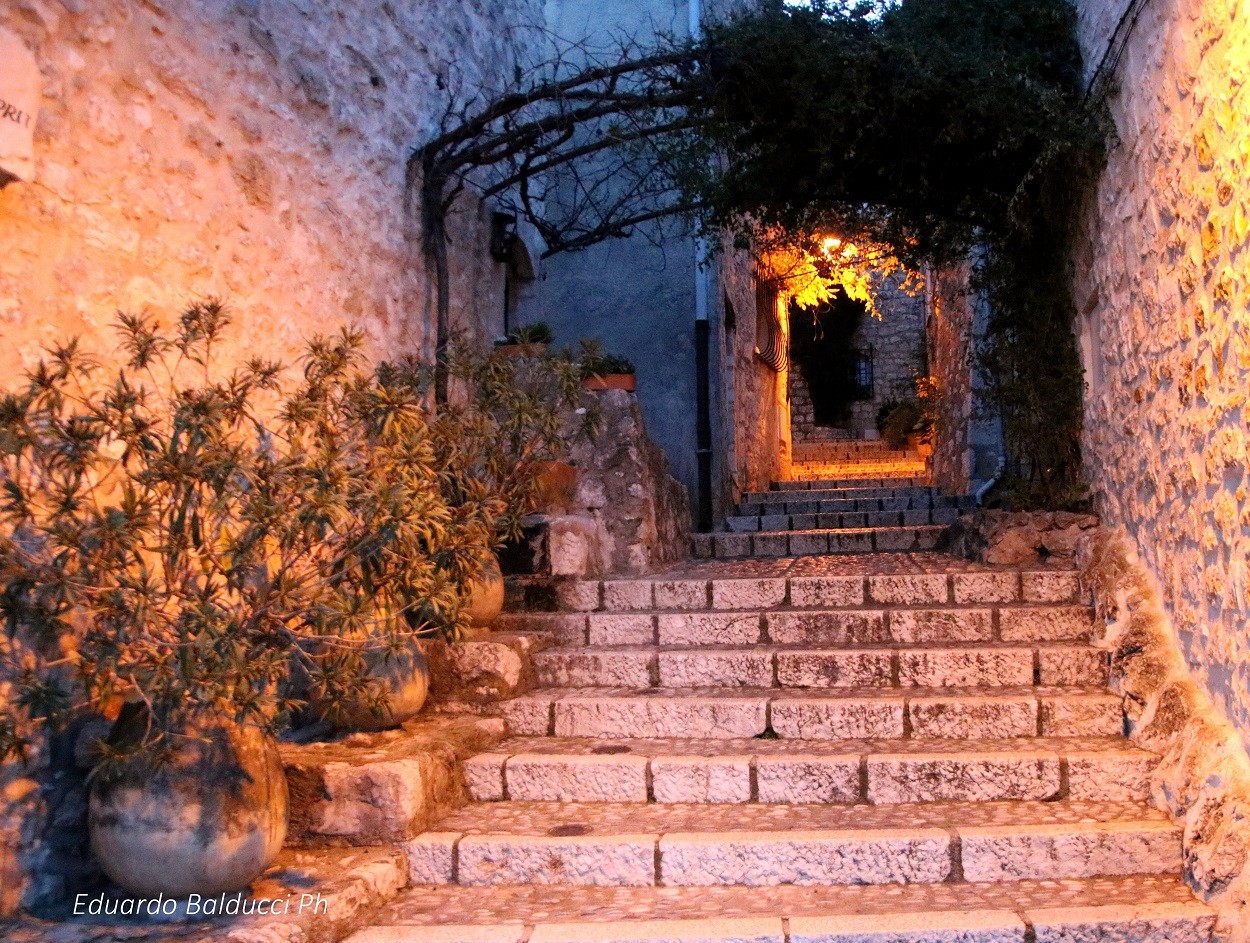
xmin=0 ymin=28 xmax=39 ymax=186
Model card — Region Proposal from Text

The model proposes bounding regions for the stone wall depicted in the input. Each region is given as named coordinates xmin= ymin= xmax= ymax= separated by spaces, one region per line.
xmin=928 ymin=267 xmax=975 ymax=493
xmin=846 ymin=276 xmax=927 ymax=436
xmin=0 ymin=0 xmax=539 ymax=381
xmin=721 ymin=253 xmax=788 ymax=502
xmin=1073 ymin=0 xmax=1250 ymax=747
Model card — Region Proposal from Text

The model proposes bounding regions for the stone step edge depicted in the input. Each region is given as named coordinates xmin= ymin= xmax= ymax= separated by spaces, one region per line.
xmin=513 ymin=571 xmax=1081 ymax=614
xmin=531 ymin=642 xmax=1107 ymax=690
xmin=503 ymin=686 xmax=1123 ymax=741
xmin=466 ymin=740 xmax=1156 ymax=804
xmin=691 ymin=526 xmax=949 ymax=558
xmin=499 ymin=603 xmax=1097 ymax=648
xmin=406 ymin=817 xmax=1182 ymax=888
xmin=345 ymin=900 xmax=1216 ymax=943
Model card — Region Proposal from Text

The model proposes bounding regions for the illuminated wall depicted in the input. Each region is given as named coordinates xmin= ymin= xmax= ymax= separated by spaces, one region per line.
xmin=1075 ymin=0 xmax=1250 ymax=745
xmin=0 ymin=1 xmax=538 ymax=382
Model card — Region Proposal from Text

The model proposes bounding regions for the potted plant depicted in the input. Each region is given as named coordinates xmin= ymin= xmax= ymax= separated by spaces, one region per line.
xmin=0 ymin=304 xmax=294 ymax=896
xmin=0 ymin=306 xmax=475 ymax=894
xmin=495 ymin=322 xmax=554 ymax=358
xmin=580 ymin=342 xmax=637 ymax=392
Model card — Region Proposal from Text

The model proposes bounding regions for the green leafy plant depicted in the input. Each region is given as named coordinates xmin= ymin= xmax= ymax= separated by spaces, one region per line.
xmin=578 ymin=340 xmax=636 ymax=378
xmin=879 ymin=400 xmax=923 ymax=449
xmin=503 ymin=322 xmax=554 ymax=346
xmin=0 ymin=305 xmax=482 ymax=761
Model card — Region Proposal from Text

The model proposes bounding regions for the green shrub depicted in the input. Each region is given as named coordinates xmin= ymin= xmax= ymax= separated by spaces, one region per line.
xmin=578 ymin=340 xmax=636 ymax=378
xmin=504 ymin=322 xmax=554 ymax=345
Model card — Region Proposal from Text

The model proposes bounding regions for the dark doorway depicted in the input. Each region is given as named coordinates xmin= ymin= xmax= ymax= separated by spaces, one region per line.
xmin=789 ymin=292 xmax=872 ymax=427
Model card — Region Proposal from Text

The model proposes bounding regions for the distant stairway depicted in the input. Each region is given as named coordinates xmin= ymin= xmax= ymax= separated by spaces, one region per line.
xmin=790 ymin=438 xmax=927 ymax=482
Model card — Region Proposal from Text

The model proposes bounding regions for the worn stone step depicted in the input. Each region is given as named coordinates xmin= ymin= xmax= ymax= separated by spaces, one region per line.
xmin=463 ymin=735 xmax=1155 ymax=805
xmin=745 ymin=486 xmax=940 ymax=504
xmin=501 ymin=686 xmax=1123 ymax=740
xmin=504 ymin=601 xmax=1096 ymax=649
xmin=352 ymin=876 xmax=1214 ymax=943
xmin=532 ymin=643 xmax=1108 ymax=690
xmin=776 ymin=477 xmax=928 ymax=490
xmin=524 ymin=567 xmax=1080 ymax=615
xmin=726 ymin=507 xmax=963 ymax=532
xmin=738 ymin=495 xmax=973 ymax=517
xmin=691 ymin=525 xmax=948 ymax=559
xmin=406 ymin=799 xmax=1181 ymax=888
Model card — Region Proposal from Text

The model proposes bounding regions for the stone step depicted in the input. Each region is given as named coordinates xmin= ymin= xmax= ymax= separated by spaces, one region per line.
xmin=775 ymin=477 xmax=928 ymax=490
xmin=348 ymin=880 xmax=1215 ymax=943
xmin=520 ymin=568 xmax=1080 ymax=616
xmin=691 ymin=525 xmax=948 ymax=559
xmin=726 ymin=507 xmax=962 ymax=532
xmin=407 ymin=799 xmax=1181 ymax=888
xmin=532 ymin=642 xmax=1108 ymax=689
xmin=500 ymin=686 xmax=1123 ymax=740
xmin=738 ymin=495 xmax=972 ymax=516
xmin=745 ymin=486 xmax=941 ymax=504
xmin=503 ymin=600 xmax=1095 ymax=648
xmin=464 ymin=735 xmax=1155 ymax=804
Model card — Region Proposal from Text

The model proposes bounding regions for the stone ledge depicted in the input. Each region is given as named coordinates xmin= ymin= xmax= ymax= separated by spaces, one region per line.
xmin=1078 ymin=528 xmax=1250 ymax=943
xmin=950 ymin=510 xmax=1100 ymax=566
xmin=282 ymin=716 xmax=505 ymax=847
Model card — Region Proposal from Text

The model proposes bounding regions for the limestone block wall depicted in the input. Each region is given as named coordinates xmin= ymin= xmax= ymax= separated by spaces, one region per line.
xmin=929 ymin=267 xmax=975 ymax=494
xmin=0 ymin=0 xmax=540 ymax=380
xmin=846 ymin=277 xmax=927 ymax=436
xmin=1073 ymin=0 xmax=1250 ymax=746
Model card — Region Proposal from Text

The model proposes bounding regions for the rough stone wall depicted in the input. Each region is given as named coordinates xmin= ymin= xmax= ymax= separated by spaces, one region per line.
xmin=1073 ymin=0 xmax=1250 ymax=747
xmin=846 ymin=276 xmax=927 ymax=436
xmin=1078 ymin=529 xmax=1250 ymax=942
xmin=555 ymin=389 xmax=691 ymax=576
xmin=929 ymin=267 xmax=975 ymax=493
xmin=721 ymin=253 xmax=788 ymax=501
xmin=0 ymin=0 xmax=539 ymax=380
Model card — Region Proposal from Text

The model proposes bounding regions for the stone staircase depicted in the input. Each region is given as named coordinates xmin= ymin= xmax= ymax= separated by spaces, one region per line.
xmin=693 ymin=478 xmax=969 ymax=560
xmin=348 ymin=539 xmax=1216 ymax=942
xmin=790 ymin=439 xmax=928 ymax=483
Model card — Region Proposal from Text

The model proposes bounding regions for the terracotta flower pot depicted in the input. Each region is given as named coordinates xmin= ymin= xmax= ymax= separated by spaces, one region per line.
xmin=582 ymin=373 xmax=636 ymax=392
xmin=465 ymin=554 xmax=505 ymax=628
xmin=89 ymin=712 xmax=288 ymax=897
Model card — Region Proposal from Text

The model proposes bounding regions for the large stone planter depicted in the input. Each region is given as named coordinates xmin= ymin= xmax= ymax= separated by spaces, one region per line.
xmin=88 ymin=712 xmax=288 ymax=897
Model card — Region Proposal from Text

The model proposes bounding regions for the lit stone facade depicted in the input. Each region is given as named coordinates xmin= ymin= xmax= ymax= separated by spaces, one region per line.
xmin=0 ymin=0 xmax=539 ymax=380
xmin=1074 ymin=0 xmax=1250 ymax=744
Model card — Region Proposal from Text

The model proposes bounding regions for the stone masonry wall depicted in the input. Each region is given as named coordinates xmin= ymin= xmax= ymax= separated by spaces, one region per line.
xmin=929 ymin=267 xmax=975 ymax=494
xmin=1073 ymin=0 xmax=1250 ymax=748
xmin=0 ymin=0 xmax=540 ymax=379
xmin=846 ymin=276 xmax=927 ymax=436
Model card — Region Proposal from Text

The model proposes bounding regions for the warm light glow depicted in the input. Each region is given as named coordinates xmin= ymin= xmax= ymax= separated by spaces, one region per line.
xmin=759 ymin=230 xmax=921 ymax=318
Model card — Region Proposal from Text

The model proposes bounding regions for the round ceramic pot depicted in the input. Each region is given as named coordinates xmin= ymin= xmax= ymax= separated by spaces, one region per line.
xmin=465 ymin=554 xmax=505 ymax=628
xmin=317 ymin=642 xmax=431 ymax=731
xmin=89 ymin=713 xmax=288 ymax=897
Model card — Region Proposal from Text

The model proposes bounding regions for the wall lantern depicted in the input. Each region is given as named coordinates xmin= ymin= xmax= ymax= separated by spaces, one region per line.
xmin=489 ymin=211 xmax=518 ymax=262
xmin=0 ymin=28 xmax=39 ymax=187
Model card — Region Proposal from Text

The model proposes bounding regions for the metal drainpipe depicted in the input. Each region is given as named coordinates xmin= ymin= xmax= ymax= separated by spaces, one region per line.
xmin=691 ymin=0 xmax=714 ymax=532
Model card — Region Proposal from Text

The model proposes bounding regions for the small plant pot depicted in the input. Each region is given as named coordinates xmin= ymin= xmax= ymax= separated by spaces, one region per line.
xmin=89 ymin=711 xmax=288 ymax=897
xmin=495 ymin=342 xmax=549 ymax=359
xmin=582 ymin=373 xmax=636 ymax=392
xmin=465 ymin=554 xmax=505 ymax=628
